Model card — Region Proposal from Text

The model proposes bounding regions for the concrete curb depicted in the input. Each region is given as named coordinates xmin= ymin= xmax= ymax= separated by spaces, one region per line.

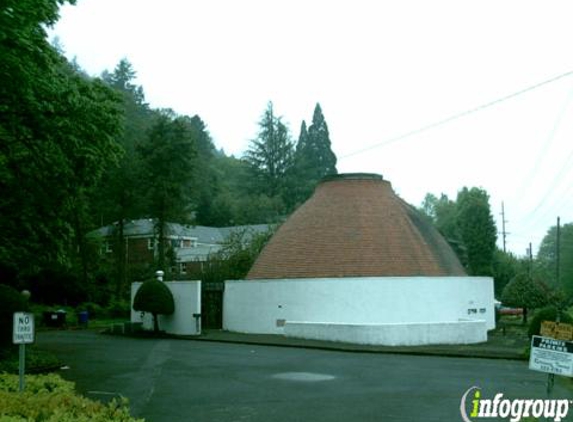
xmin=178 ymin=331 xmax=528 ymax=361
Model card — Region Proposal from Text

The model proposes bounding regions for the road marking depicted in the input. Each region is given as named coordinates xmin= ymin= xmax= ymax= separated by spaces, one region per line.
xmin=87 ymin=391 xmax=120 ymax=396
xmin=272 ymin=372 xmax=336 ymax=382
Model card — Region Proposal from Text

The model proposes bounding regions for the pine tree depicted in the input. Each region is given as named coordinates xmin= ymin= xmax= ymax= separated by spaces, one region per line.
xmin=138 ymin=111 xmax=197 ymax=272
xmin=97 ymin=59 xmax=152 ymax=294
xmin=245 ymin=102 xmax=294 ymax=199
xmin=307 ymin=103 xmax=337 ymax=178
xmin=292 ymin=103 xmax=338 ymax=205
xmin=456 ymin=187 xmax=497 ymax=276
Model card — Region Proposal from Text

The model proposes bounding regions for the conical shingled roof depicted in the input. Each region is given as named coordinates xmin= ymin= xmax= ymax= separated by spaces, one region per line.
xmin=247 ymin=173 xmax=466 ymax=279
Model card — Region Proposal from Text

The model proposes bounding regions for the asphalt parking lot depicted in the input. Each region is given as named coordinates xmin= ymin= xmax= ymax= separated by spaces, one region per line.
xmin=37 ymin=331 xmax=572 ymax=422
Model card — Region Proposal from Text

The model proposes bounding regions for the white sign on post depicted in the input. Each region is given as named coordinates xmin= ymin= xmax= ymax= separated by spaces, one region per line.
xmin=529 ymin=335 xmax=573 ymax=377
xmin=13 ymin=312 xmax=35 ymax=344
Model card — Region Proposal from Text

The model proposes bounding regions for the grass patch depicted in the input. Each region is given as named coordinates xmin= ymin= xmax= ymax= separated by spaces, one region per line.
xmin=0 ymin=346 xmax=62 ymax=374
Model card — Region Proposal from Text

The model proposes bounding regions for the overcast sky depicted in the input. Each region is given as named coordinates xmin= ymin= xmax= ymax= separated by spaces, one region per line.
xmin=50 ymin=0 xmax=573 ymax=257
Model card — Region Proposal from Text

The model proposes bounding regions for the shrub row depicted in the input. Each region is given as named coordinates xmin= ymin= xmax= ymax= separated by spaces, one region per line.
xmin=0 ymin=373 xmax=143 ymax=422
xmin=528 ymin=306 xmax=573 ymax=338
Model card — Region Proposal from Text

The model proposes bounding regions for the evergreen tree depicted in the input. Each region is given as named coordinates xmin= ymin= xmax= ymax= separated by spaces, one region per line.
xmin=138 ymin=111 xmax=197 ymax=272
xmin=245 ymin=102 xmax=294 ymax=200
xmin=420 ymin=187 xmax=497 ymax=276
xmin=306 ymin=103 xmax=337 ymax=177
xmin=186 ymin=115 xmax=220 ymax=226
xmin=101 ymin=58 xmax=145 ymax=106
xmin=292 ymin=103 xmax=338 ymax=206
xmin=420 ymin=193 xmax=465 ymax=263
xmin=96 ymin=59 xmax=152 ymax=295
xmin=536 ymin=222 xmax=573 ymax=296
xmin=456 ymin=187 xmax=497 ymax=276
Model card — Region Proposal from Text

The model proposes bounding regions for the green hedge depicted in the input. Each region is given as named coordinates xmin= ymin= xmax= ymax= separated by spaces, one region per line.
xmin=528 ymin=307 xmax=573 ymax=338
xmin=0 ymin=373 xmax=143 ymax=421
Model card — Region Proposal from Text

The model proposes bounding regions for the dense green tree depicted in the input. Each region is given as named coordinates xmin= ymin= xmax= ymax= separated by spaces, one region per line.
xmin=420 ymin=188 xmax=497 ymax=275
xmin=420 ymin=192 xmax=466 ymax=264
xmin=292 ymin=104 xmax=338 ymax=207
xmin=245 ymin=102 xmax=294 ymax=200
xmin=455 ymin=188 xmax=497 ymax=275
xmin=492 ymin=249 xmax=522 ymax=298
xmin=420 ymin=193 xmax=459 ymax=241
xmin=305 ymin=103 xmax=337 ymax=176
xmin=138 ymin=111 xmax=197 ymax=272
xmin=0 ymin=0 xmax=122 ymax=282
xmin=101 ymin=58 xmax=145 ymax=106
xmin=291 ymin=121 xmax=312 ymax=206
xmin=536 ymin=222 xmax=573 ymax=297
xmin=185 ymin=115 xmax=220 ymax=225
xmin=501 ymin=273 xmax=550 ymax=323
xmin=95 ymin=59 xmax=153 ymax=296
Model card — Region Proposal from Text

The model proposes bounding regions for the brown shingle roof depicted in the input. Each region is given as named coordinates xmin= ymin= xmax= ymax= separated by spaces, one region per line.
xmin=246 ymin=173 xmax=466 ymax=279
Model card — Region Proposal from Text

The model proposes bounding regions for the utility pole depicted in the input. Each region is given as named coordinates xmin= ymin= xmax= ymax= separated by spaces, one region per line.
xmin=556 ymin=216 xmax=561 ymax=287
xmin=500 ymin=202 xmax=508 ymax=253
xmin=527 ymin=242 xmax=533 ymax=278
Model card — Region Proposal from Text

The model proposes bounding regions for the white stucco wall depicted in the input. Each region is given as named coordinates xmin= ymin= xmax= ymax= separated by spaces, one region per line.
xmin=223 ymin=277 xmax=494 ymax=345
xmin=131 ymin=280 xmax=201 ymax=335
xmin=284 ymin=320 xmax=488 ymax=346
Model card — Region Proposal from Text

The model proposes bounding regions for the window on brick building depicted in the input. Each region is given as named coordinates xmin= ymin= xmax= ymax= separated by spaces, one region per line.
xmin=147 ymin=238 xmax=155 ymax=250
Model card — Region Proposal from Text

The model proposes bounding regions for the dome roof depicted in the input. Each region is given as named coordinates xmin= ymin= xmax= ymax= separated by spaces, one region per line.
xmin=247 ymin=173 xmax=466 ymax=279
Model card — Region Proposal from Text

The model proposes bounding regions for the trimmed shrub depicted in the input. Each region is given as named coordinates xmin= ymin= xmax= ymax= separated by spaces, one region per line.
xmin=0 ymin=373 xmax=143 ymax=421
xmin=132 ymin=281 xmax=174 ymax=332
xmin=501 ymin=273 xmax=549 ymax=323
xmin=528 ymin=306 xmax=573 ymax=338
xmin=0 ymin=285 xmax=28 ymax=346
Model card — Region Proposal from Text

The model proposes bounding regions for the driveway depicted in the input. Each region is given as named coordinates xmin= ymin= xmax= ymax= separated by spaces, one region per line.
xmin=37 ymin=331 xmax=572 ymax=422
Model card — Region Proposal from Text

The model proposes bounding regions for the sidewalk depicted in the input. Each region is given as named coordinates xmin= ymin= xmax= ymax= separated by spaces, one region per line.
xmin=184 ymin=329 xmax=528 ymax=361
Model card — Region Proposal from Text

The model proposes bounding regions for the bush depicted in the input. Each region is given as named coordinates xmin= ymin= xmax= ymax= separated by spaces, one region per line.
xmin=0 ymin=285 xmax=29 ymax=346
xmin=501 ymin=273 xmax=549 ymax=323
xmin=133 ymin=280 xmax=174 ymax=332
xmin=528 ymin=306 xmax=573 ymax=338
xmin=78 ymin=302 xmax=104 ymax=319
xmin=106 ymin=299 xmax=131 ymax=319
xmin=0 ymin=373 xmax=143 ymax=421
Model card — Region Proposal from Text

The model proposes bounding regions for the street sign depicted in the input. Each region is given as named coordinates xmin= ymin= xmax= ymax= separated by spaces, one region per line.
xmin=529 ymin=335 xmax=573 ymax=377
xmin=541 ymin=321 xmax=573 ymax=341
xmin=13 ymin=312 xmax=34 ymax=344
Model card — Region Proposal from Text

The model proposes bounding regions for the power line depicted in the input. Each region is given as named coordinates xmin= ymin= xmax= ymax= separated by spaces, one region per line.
xmin=514 ymin=146 xmax=573 ymax=231
xmin=340 ymin=69 xmax=573 ymax=160
xmin=508 ymin=83 xmax=573 ymax=208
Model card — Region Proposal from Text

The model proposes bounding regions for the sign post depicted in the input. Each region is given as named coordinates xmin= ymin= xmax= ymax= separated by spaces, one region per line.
xmin=13 ymin=312 xmax=35 ymax=392
xmin=535 ymin=320 xmax=573 ymax=395
xmin=529 ymin=334 xmax=573 ymax=395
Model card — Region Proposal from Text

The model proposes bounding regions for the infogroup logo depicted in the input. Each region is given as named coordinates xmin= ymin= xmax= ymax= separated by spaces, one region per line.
xmin=460 ymin=386 xmax=571 ymax=422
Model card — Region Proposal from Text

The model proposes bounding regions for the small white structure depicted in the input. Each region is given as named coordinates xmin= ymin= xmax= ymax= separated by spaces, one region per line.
xmin=131 ymin=280 xmax=202 ymax=335
xmin=224 ymin=277 xmax=494 ymax=346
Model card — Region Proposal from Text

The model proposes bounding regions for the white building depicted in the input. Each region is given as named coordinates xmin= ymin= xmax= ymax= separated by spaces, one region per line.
xmin=223 ymin=173 xmax=495 ymax=346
